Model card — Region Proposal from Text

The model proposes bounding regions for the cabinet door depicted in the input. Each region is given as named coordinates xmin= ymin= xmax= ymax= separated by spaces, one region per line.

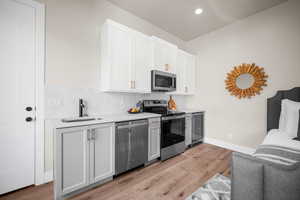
xmin=56 ymin=127 xmax=89 ymax=195
xmin=172 ymin=50 xmax=196 ymax=95
xmin=185 ymin=115 xmax=192 ymax=146
xmin=152 ymin=37 xmax=165 ymax=71
xmin=148 ymin=118 xmax=161 ymax=161
xmin=185 ymin=54 xmax=196 ymax=95
xmin=90 ymin=124 xmax=115 ymax=183
xmin=148 ymin=127 xmax=161 ymax=161
xmin=174 ymin=50 xmax=187 ymax=94
xmin=132 ymin=31 xmax=152 ymax=93
xmin=108 ymin=22 xmax=132 ymax=91
xmin=165 ymin=43 xmax=177 ymax=74
xmin=152 ymin=36 xmax=177 ymax=73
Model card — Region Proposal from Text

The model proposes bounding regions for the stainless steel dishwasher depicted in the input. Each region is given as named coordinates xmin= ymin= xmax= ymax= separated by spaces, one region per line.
xmin=115 ymin=119 xmax=148 ymax=175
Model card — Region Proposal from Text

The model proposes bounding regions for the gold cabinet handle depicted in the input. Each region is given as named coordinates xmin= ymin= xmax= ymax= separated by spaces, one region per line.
xmin=165 ymin=64 xmax=169 ymax=71
xmin=91 ymin=130 xmax=96 ymax=140
xmin=129 ymin=81 xmax=136 ymax=89
xmin=87 ymin=130 xmax=91 ymax=141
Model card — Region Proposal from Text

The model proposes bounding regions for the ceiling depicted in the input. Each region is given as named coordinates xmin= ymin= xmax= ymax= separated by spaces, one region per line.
xmin=108 ymin=0 xmax=287 ymax=41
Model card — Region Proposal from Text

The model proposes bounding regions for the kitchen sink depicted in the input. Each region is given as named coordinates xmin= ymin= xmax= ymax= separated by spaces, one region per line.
xmin=61 ymin=117 xmax=96 ymax=123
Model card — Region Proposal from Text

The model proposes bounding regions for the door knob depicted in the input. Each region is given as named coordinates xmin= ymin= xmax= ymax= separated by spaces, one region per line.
xmin=26 ymin=117 xmax=33 ymax=122
xmin=26 ymin=107 xmax=33 ymax=111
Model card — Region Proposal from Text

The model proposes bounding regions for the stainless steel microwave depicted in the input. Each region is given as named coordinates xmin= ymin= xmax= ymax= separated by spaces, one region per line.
xmin=151 ymin=70 xmax=176 ymax=92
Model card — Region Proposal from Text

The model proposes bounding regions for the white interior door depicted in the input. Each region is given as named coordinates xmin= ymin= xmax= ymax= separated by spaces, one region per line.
xmin=0 ymin=0 xmax=36 ymax=194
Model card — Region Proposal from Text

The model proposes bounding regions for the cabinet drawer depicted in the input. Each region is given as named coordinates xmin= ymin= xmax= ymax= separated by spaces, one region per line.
xmin=149 ymin=121 xmax=160 ymax=127
xmin=149 ymin=118 xmax=161 ymax=127
xmin=149 ymin=117 xmax=160 ymax=123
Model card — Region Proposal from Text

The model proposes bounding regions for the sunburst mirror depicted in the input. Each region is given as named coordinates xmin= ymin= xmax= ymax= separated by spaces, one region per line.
xmin=225 ymin=63 xmax=268 ymax=99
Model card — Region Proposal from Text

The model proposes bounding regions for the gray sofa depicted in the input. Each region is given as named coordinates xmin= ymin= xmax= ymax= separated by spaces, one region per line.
xmin=231 ymin=151 xmax=300 ymax=200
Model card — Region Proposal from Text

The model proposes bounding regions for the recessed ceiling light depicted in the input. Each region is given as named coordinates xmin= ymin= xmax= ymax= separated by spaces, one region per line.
xmin=195 ymin=8 xmax=203 ymax=15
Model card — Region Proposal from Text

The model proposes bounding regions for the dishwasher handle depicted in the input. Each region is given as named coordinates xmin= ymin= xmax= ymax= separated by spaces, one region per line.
xmin=116 ymin=120 xmax=148 ymax=130
xmin=116 ymin=123 xmax=148 ymax=129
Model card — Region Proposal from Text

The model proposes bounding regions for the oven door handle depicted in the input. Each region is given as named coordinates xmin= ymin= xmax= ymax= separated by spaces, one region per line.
xmin=162 ymin=115 xmax=185 ymax=121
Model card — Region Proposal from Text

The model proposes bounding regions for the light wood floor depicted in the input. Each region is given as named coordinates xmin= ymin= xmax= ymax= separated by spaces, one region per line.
xmin=0 ymin=144 xmax=232 ymax=200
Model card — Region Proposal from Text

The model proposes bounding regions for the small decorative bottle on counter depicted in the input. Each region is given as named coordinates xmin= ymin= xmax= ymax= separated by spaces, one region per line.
xmin=168 ymin=95 xmax=177 ymax=111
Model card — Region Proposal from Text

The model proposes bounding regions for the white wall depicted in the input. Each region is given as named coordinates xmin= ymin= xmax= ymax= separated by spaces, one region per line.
xmin=186 ymin=0 xmax=300 ymax=148
xmin=37 ymin=0 xmax=189 ymax=172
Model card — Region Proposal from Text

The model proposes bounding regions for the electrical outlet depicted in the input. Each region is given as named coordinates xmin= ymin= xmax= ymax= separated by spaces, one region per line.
xmin=120 ymin=96 xmax=125 ymax=107
xmin=228 ymin=133 xmax=233 ymax=140
xmin=47 ymin=98 xmax=62 ymax=107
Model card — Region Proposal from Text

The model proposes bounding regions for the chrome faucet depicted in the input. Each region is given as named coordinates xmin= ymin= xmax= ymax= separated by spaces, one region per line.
xmin=79 ymin=99 xmax=88 ymax=117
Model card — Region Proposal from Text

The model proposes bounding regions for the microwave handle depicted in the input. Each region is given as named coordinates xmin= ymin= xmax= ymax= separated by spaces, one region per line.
xmin=173 ymin=77 xmax=176 ymax=89
xmin=151 ymin=71 xmax=156 ymax=89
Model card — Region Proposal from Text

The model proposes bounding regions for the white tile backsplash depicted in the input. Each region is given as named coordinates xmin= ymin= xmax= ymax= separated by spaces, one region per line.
xmin=45 ymin=86 xmax=188 ymax=119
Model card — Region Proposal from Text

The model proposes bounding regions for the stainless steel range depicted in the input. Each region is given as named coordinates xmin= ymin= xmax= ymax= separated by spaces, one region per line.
xmin=143 ymin=100 xmax=186 ymax=161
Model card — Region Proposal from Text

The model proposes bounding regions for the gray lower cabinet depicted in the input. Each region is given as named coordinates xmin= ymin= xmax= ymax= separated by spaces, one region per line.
xmin=89 ymin=124 xmax=115 ymax=183
xmin=185 ymin=114 xmax=192 ymax=146
xmin=54 ymin=123 xmax=115 ymax=200
xmin=148 ymin=118 xmax=161 ymax=161
xmin=56 ymin=127 xmax=89 ymax=196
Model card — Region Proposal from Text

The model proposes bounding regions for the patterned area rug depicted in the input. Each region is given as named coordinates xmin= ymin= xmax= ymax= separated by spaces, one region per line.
xmin=186 ymin=174 xmax=231 ymax=200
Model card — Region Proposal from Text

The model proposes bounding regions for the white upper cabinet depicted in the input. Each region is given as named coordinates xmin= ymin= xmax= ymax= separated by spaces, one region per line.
xmin=175 ymin=50 xmax=187 ymax=94
xmin=100 ymin=19 xmax=195 ymax=95
xmin=151 ymin=36 xmax=177 ymax=74
xmin=185 ymin=53 xmax=196 ymax=95
xmin=101 ymin=20 xmax=132 ymax=92
xmin=101 ymin=20 xmax=151 ymax=93
xmin=131 ymin=30 xmax=153 ymax=93
xmin=172 ymin=50 xmax=196 ymax=95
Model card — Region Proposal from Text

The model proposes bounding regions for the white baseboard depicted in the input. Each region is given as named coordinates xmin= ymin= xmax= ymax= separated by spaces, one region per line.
xmin=204 ymin=138 xmax=255 ymax=155
xmin=44 ymin=170 xmax=53 ymax=183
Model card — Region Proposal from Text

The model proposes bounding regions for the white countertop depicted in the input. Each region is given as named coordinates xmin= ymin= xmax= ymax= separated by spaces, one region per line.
xmin=55 ymin=112 xmax=161 ymax=129
xmin=181 ymin=109 xmax=205 ymax=114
